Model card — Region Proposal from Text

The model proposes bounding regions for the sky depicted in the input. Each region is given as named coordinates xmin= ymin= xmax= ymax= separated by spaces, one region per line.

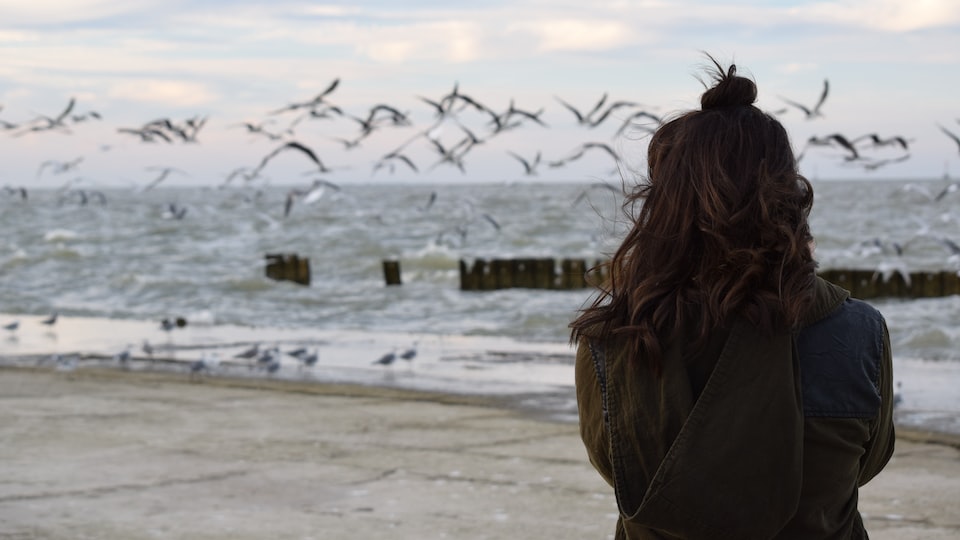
xmin=2 ymin=0 xmax=960 ymax=189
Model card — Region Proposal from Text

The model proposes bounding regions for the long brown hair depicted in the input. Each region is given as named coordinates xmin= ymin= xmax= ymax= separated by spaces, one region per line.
xmin=570 ymin=55 xmax=817 ymax=372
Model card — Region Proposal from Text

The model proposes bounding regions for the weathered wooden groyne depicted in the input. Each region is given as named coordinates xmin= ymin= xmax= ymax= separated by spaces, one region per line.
xmin=458 ymin=258 xmax=960 ymax=299
xmin=264 ymin=253 xmax=311 ymax=286
xmin=458 ymin=258 xmax=607 ymax=291
xmin=262 ymin=253 xmax=959 ymax=299
xmin=816 ymin=268 xmax=960 ymax=299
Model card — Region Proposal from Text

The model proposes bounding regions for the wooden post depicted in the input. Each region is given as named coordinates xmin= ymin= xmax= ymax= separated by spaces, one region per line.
xmin=478 ymin=259 xmax=497 ymax=290
xmin=910 ymin=271 xmax=940 ymax=298
xmin=533 ymin=258 xmax=556 ymax=289
xmin=873 ymin=270 xmax=910 ymax=298
xmin=493 ymin=259 xmax=513 ymax=289
xmin=265 ymin=253 xmax=310 ymax=286
xmin=460 ymin=259 xmax=477 ymax=290
xmin=560 ymin=259 xmax=588 ymax=289
xmin=383 ymin=260 xmax=402 ymax=286
xmin=942 ymin=271 xmax=960 ymax=296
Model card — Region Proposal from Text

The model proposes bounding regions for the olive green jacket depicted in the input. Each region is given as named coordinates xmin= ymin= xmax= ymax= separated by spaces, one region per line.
xmin=576 ymin=277 xmax=895 ymax=539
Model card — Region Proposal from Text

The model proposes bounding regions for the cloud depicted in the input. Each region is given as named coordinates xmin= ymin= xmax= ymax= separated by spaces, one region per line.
xmin=0 ymin=1 xmax=166 ymax=25
xmin=507 ymin=18 xmax=634 ymax=53
xmin=777 ymin=62 xmax=820 ymax=74
xmin=788 ymin=0 xmax=960 ymax=32
xmin=292 ymin=20 xmax=486 ymax=64
xmin=107 ymin=79 xmax=218 ymax=107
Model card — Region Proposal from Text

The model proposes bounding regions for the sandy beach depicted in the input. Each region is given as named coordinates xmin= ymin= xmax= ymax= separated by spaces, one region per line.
xmin=1 ymin=366 xmax=958 ymax=540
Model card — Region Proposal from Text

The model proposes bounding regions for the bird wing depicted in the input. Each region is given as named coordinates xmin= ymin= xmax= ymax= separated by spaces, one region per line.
xmin=507 ymin=151 xmax=533 ymax=174
xmin=586 ymin=93 xmax=609 ymax=121
xmin=778 ymin=96 xmax=813 ymax=117
xmin=583 ymin=142 xmax=621 ymax=162
xmin=315 ymin=78 xmax=340 ymax=101
xmin=554 ymin=97 xmax=585 ymax=124
xmin=939 ymin=124 xmax=960 ymax=150
xmin=813 ymin=79 xmax=829 ymax=114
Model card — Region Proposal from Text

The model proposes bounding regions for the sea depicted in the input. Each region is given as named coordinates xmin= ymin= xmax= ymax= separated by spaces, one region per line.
xmin=1 ymin=178 xmax=958 ymax=433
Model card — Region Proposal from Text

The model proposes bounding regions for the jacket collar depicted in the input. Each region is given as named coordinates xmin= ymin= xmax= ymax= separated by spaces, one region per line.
xmin=799 ymin=276 xmax=850 ymax=328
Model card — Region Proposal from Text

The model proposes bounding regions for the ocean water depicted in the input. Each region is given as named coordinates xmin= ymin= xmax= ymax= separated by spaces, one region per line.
xmin=1 ymin=178 xmax=958 ymax=430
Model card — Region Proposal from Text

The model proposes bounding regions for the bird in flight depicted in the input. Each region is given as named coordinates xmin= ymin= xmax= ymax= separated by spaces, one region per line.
xmin=141 ymin=166 xmax=187 ymax=192
xmin=253 ymin=140 xmax=331 ymax=177
xmin=270 ymin=78 xmax=340 ymax=115
xmin=801 ymin=133 xmax=859 ymax=162
xmin=284 ymin=178 xmax=341 ymax=217
xmin=549 ymin=142 xmax=621 ymax=168
xmin=939 ymin=124 xmax=960 ymax=156
xmin=555 ymin=93 xmax=610 ymax=125
xmin=779 ymin=79 xmax=829 ymax=119
xmin=507 ymin=150 xmax=542 ymax=176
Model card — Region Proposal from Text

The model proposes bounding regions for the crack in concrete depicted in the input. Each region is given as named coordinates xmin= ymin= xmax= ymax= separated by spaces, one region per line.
xmin=0 ymin=470 xmax=248 ymax=503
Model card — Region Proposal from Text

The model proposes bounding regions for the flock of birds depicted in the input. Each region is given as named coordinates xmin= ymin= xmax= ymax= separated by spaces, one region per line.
xmin=4 ymin=76 xmax=960 ymax=207
xmin=2 ymin=312 xmax=418 ymax=380
xmin=2 ymin=76 xmax=960 ymax=386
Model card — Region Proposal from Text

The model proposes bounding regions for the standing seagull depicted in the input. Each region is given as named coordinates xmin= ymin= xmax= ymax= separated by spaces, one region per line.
xmin=779 ymin=79 xmax=829 ymax=119
xmin=234 ymin=343 xmax=260 ymax=360
xmin=41 ymin=312 xmax=58 ymax=326
xmin=400 ymin=342 xmax=418 ymax=362
xmin=373 ymin=349 xmax=397 ymax=366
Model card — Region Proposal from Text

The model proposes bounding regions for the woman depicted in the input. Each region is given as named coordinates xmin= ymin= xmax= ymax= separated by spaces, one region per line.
xmin=571 ymin=56 xmax=895 ymax=539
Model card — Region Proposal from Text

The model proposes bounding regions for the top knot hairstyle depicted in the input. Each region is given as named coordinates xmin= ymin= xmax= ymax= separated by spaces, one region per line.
xmin=699 ymin=62 xmax=757 ymax=109
xmin=571 ymin=54 xmax=817 ymax=373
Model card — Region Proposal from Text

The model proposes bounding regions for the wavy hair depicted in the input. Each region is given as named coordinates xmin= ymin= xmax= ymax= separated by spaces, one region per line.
xmin=570 ymin=56 xmax=817 ymax=372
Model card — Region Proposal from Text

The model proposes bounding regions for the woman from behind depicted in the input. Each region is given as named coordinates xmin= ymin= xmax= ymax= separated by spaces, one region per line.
xmin=571 ymin=55 xmax=895 ymax=539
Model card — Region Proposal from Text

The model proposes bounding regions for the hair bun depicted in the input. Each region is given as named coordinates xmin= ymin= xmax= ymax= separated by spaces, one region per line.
xmin=700 ymin=63 xmax=757 ymax=110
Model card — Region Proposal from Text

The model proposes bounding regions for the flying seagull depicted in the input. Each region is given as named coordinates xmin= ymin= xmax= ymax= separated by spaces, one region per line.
xmin=284 ymin=178 xmax=341 ymax=217
xmin=939 ymin=124 xmax=960 ymax=156
xmin=253 ymin=140 xmax=330 ymax=177
xmin=507 ymin=150 xmax=542 ymax=176
xmin=779 ymin=79 xmax=829 ymax=119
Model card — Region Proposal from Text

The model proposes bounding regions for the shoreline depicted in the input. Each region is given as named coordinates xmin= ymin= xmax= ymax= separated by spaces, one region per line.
xmin=2 ymin=312 xmax=959 ymax=437
xmin=2 ymin=367 xmax=959 ymax=540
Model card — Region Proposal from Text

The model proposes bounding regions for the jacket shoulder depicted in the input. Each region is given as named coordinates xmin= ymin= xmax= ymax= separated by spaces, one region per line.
xmin=797 ymin=298 xmax=886 ymax=418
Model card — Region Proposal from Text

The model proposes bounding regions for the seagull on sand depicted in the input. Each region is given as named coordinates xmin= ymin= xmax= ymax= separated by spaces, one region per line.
xmin=3 ymin=320 xmax=19 ymax=332
xmin=113 ymin=347 xmax=132 ymax=365
xmin=400 ymin=342 xmax=418 ymax=362
xmin=779 ymin=79 xmax=829 ymax=119
xmin=298 ymin=350 xmax=319 ymax=369
xmin=41 ymin=312 xmax=58 ymax=326
xmin=234 ymin=343 xmax=260 ymax=359
xmin=189 ymin=353 xmax=219 ymax=380
xmin=373 ymin=349 xmax=397 ymax=366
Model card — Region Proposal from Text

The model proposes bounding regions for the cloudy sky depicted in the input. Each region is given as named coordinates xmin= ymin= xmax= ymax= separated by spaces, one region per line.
xmin=2 ymin=0 xmax=959 ymax=188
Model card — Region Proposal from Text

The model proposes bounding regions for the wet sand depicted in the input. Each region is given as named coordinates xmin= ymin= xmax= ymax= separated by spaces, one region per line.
xmin=1 ymin=367 xmax=959 ymax=540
